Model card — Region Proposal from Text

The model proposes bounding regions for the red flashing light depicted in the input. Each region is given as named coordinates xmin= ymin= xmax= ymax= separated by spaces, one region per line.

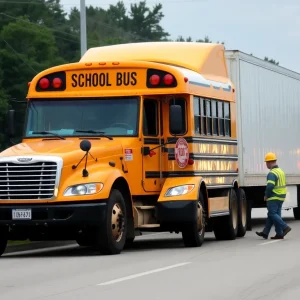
xmin=149 ymin=74 xmax=160 ymax=86
xmin=149 ymin=150 xmax=156 ymax=157
xmin=188 ymin=158 xmax=194 ymax=165
xmin=163 ymin=74 xmax=174 ymax=85
xmin=184 ymin=77 xmax=189 ymax=83
xmin=28 ymin=82 xmax=31 ymax=87
xmin=39 ymin=78 xmax=50 ymax=89
xmin=52 ymin=77 xmax=63 ymax=88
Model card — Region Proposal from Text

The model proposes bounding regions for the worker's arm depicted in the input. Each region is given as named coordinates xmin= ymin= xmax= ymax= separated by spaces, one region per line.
xmin=264 ymin=172 xmax=277 ymax=199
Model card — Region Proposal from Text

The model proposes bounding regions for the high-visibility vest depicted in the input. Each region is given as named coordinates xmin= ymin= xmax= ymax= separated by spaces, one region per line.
xmin=267 ymin=167 xmax=287 ymax=201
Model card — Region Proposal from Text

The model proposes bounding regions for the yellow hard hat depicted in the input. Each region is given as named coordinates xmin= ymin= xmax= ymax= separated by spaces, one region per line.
xmin=265 ymin=152 xmax=277 ymax=162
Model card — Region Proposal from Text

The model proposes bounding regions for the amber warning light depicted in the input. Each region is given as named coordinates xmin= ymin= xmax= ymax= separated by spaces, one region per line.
xmin=35 ymin=72 xmax=66 ymax=92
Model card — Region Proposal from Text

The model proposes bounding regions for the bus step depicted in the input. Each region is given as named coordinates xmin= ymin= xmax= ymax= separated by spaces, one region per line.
xmin=138 ymin=224 xmax=160 ymax=228
xmin=135 ymin=206 xmax=156 ymax=210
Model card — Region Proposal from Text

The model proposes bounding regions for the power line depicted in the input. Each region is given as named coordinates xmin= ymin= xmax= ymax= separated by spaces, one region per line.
xmin=0 ymin=13 xmax=81 ymax=40
xmin=1 ymin=38 xmax=38 ymax=74
xmin=1 ymin=12 xmax=152 ymax=45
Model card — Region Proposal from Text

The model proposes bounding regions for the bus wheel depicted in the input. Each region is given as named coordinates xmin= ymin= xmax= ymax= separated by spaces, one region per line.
xmin=237 ymin=188 xmax=247 ymax=237
xmin=0 ymin=227 xmax=8 ymax=257
xmin=213 ymin=189 xmax=238 ymax=240
xmin=182 ymin=192 xmax=205 ymax=247
xmin=95 ymin=189 xmax=127 ymax=255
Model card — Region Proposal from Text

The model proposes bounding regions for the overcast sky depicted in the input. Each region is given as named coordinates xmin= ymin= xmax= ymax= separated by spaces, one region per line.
xmin=60 ymin=0 xmax=300 ymax=73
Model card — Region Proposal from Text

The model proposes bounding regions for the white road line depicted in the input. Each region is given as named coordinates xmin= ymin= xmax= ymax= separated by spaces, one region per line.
xmin=97 ymin=262 xmax=191 ymax=286
xmin=258 ymin=240 xmax=283 ymax=246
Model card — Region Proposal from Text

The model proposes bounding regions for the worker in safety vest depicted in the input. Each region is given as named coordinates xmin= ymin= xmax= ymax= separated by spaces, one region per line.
xmin=256 ymin=152 xmax=292 ymax=239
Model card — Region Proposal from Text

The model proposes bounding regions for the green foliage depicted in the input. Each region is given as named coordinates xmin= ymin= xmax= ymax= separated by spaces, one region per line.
xmin=264 ymin=57 xmax=279 ymax=65
xmin=175 ymin=35 xmax=225 ymax=45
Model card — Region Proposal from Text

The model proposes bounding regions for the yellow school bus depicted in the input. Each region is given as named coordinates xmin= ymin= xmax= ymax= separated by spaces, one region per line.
xmin=0 ymin=42 xmax=248 ymax=255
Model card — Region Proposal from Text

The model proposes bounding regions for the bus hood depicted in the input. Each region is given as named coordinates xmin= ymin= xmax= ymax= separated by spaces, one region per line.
xmin=0 ymin=139 xmax=123 ymax=167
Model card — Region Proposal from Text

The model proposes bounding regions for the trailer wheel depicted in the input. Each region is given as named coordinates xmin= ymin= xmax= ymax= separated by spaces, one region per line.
xmin=237 ymin=188 xmax=247 ymax=237
xmin=0 ymin=227 xmax=8 ymax=257
xmin=293 ymin=207 xmax=300 ymax=220
xmin=95 ymin=189 xmax=127 ymax=255
xmin=213 ymin=189 xmax=238 ymax=240
xmin=182 ymin=192 xmax=205 ymax=247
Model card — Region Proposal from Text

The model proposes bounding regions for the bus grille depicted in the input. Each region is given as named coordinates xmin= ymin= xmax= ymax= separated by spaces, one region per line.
xmin=0 ymin=161 xmax=57 ymax=200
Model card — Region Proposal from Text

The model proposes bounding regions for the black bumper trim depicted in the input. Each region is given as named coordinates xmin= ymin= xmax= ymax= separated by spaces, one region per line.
xmin=0 ymin=202 xmax=107 ymax=226
xmin=157 ymin=200 xmax=197 ymax=223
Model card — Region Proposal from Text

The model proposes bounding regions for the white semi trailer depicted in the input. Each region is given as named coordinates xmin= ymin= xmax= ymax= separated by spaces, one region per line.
xmin=225 ymin=50 xmax=300 ymax=224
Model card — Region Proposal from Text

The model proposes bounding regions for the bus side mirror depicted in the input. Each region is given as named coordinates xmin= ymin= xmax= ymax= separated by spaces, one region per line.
xmin=169 ymin=104 xmax=183 ymax=134
xmin=8 ymin=109 xmax=16 ymax=137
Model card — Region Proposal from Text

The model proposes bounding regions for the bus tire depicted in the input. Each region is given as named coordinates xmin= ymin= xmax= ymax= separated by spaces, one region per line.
xmin=95 ymin=189 xmax=127 ymax=255
xmin=0 ymin=227 xmax=8 ymax=257
xmin=237 ymin=188 xmax=247 ymax=237
xmin=182 ymin=192 xmax=205 ymax=247
xmin=124 ymin=237 xmax=135 ymax=249
xmin=213 ymin=189 xmax=238 ymax=240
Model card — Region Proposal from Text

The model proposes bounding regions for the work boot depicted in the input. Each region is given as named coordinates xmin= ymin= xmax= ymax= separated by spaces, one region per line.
xmin=283 ymin=226 xmax=291 ymax=237
xmin=256 ymin=231 xmax=268 ymax=239
xmin=271 ymin=235 xmax=284 ymax=240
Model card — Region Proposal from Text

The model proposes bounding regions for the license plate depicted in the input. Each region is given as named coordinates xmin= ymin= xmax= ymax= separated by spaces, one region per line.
xmin=12 ymin=209 xmax=32 ymax=220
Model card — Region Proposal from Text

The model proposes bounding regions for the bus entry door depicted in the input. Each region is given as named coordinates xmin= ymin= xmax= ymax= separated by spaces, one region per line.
xmin=141 ymin=98 xmax=164 ymax=192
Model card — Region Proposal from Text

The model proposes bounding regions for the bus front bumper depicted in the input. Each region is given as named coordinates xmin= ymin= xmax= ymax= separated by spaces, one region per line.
xmin=0 ymin=201 xmax=107 ymax=227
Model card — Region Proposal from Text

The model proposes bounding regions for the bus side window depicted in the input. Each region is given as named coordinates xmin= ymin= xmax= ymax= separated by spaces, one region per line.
xmin=143 ymin=99 xmax=158 ymax=136
xmin=224 ymin=102 xmax=231 ymax=136
xmin=212 ymin=100 xmax=218 ymax=135
xmin=205 ymin=99 xmax=212 ymax=135
xmin=169 ymin=98 xmax=186 ymax=135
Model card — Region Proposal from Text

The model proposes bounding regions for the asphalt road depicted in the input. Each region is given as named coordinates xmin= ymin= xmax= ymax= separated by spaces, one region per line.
xmin=1 ymin=208 xmax=299 ymax=300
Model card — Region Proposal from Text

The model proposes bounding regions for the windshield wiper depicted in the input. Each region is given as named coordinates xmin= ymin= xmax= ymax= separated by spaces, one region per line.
xmin=75 ymin=130 xmax=113 ymax=140
xmin=32 ymin=131 xmax=66 ymax=140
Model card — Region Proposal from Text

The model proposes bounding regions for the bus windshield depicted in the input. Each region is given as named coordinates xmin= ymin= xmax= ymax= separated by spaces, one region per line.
xmin=24 ymin=97 xmax=139 ymax=138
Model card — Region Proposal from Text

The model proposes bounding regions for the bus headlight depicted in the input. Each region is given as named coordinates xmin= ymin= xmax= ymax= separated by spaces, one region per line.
xmin=64 ymin=183 xmax=103 ymax=196
xmin=165 ymin=185 xmax=195 ymax=197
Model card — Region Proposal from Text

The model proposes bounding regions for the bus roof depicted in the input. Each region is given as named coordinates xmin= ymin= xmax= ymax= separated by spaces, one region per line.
xmin=27 ymin=42 xmax=234 ymax=101
xmin=80 ymin=42 xmax=229 ymax=83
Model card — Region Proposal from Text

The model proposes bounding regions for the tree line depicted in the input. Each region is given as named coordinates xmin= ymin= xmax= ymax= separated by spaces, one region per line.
xmin=0 ymin=0 xmax=279 ymax=150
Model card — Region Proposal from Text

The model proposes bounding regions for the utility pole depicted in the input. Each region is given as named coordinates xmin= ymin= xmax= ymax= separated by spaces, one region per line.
xmin=80 ymin=0 xmax=87 ymax=56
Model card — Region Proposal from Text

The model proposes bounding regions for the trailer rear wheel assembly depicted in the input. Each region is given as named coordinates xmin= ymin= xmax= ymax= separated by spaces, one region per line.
xmin=182 ymin=191 xmax=205 ymax=247
xmin=213 ymin=189 xmax=238 ymax=240
xmin=95 ymin=189 xmax=127 ymax=255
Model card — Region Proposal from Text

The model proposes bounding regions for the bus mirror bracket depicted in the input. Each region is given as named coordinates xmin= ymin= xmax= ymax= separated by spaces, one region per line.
xmin=72 ymin=140 xmax=97 ymax=177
